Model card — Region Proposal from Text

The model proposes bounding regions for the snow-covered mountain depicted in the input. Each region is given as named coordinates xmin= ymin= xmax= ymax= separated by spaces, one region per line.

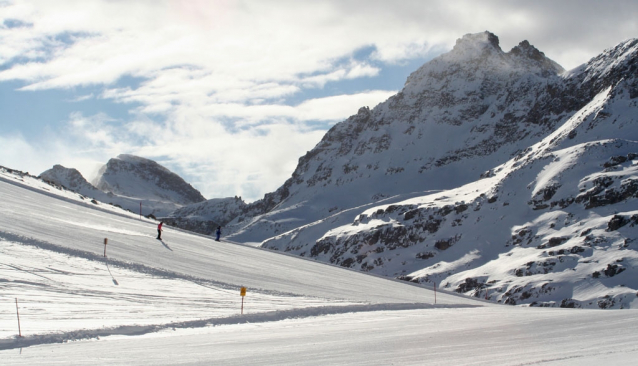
xmin=224 ymin=31 xmax=577 ymax=243
xmin=260 ymin=35 xmax=638 ymax=308
xmin=40 ymin=155 xmax=208 ymax=217
xmin=93 ymin=154 xmax=206 ymax=205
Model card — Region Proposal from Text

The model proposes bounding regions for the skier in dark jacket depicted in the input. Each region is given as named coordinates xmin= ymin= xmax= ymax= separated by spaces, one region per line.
xmin=157 ymin=222 xmax=163 ymax=240
xmin=215 ymin=226 xmax=221 ymax=241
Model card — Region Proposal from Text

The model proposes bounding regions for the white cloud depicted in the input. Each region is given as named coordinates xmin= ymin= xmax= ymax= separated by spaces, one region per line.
xmin=294 ymin=91 xmax=395 ymax=121
xmin=0 ymin=133 xmax=104 ymax=181
xmin=3 ymin=1 xmax=636 ymax=86
xmin=56 ymin=89 xmax=394 ymax=201
xmin=0 ymin=134 xmax=43 ymax=174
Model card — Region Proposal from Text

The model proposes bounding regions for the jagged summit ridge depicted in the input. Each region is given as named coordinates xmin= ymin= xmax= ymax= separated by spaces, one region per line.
xmin=404 ymin=31 xmax=563 ymax=92
xmin=450 ymin=30 xmax=501 ymax=56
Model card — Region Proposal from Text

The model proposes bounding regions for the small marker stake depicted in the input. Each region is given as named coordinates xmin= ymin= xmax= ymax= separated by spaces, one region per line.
xmin=434 ymin=282 xmax=437 ymax=305
xmin=240 ymin=287 xmax=247 ymax=315
xmin=15 ymin=298 xmax=22 ymax=338
xmin=104 ymin=238 xmax=108 ymax=257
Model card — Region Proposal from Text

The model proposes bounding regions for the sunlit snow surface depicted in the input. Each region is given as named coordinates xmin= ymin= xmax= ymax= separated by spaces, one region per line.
xmin=2 ymin=171 xmax=638 ymax=365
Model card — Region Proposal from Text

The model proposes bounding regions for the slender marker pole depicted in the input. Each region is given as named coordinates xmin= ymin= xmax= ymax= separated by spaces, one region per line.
xmin=240 ymin=287 xmax=247 ymax=315
xmin=104 ymin=238 xmax=108 ymax=257
xmin=139 ymin=202 xmax=142 ymax=220
xmin=434 ymin=282 xmax=437 ymax=305
xmin=15 ymin=298 xmax=22 ymax=338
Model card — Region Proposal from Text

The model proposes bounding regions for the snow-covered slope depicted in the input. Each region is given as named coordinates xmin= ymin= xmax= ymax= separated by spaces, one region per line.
xmin=0 ymin=166 xmax=477 ymax=343
xmin=163 ymin=196 xmax=247 ymax=235
xmin=262 ymin=38 xmax=638 ymax=309
xmin=3 ymin=165 xmax=638 ymax=365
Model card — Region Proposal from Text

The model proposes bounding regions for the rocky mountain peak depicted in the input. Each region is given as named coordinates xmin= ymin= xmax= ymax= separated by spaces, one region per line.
xmin=403 ymin=31 xmax=563 ymax=96
xmin=357 ymin=106 xmax=371 ymax=117
xmin=94 ymin=154 xmax=206 ymax=205
xmin=508 ymin=40 xmax=565 ymax=74
xmin=510 ymin=40 xmax=542 ymax=60
xmin=452 ymin=31 xmax=501 ymax=53
xmin=39 ymin=164 xmax=95 ymax=192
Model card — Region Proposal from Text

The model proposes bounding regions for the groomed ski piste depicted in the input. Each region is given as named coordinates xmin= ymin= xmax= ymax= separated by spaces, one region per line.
xmin=2 ymin=168 xmax=638 ymax=365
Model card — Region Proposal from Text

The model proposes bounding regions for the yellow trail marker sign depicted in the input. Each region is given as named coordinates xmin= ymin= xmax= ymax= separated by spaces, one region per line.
xmin=240 ymin=287 xmax=247 ymax=297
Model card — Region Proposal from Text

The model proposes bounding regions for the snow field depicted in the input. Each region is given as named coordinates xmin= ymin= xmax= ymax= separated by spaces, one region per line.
xmin=0 ymin=176 xmax=481 ymax=351
xmin=4 ymin=169 xmax=638 ymax=365
xmin=0 ymin=241 xmax=360 ymax=342
xmin=4 ymin=307 xmax=638 ymax=365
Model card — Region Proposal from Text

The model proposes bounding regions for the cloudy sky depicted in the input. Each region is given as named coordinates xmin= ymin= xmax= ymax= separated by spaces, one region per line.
xmin=1 ymin=0 xmax=636 ymax=202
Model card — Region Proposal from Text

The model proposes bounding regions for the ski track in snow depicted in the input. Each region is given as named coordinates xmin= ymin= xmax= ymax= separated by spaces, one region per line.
xmin=0 ymin=300 xmax=475 ymax=351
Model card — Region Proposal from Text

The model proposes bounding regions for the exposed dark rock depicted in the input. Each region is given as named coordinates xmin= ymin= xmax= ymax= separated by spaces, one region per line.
xmin=603 ymin=264 xmax=625 ymax=277
xmin=598 ymin=296 xmax=615 ymax=309
xmin=416 ymin=252 xmax=435 ymax=260
xmin=603 ymin=155 xmax=628 ymax=168
xmin=608 ymin=215 xmax=629 ymax=231
xmin=310 ymin=240 xmax=333 ymax=257
xmin=537 ymin=236 xmax=569 ymax=249
xmin=560 ymin=299 xmax=578 ymax=308
xmin=455 ymin=277 xmax=484 ymax=293
xmin=435 ymin=235 xmax=461 ymax=250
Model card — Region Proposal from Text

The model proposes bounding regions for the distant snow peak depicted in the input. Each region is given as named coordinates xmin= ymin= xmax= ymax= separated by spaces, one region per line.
xmin=451 ymin=32 xmax=560 ymax=74
xmin=40 ymin=164 xmax=96 ymax=193
xmin=93 ymin=154 xmax=206 ymax=205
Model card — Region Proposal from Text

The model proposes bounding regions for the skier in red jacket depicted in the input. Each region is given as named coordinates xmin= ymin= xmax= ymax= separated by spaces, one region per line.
xmin=157 ymin=222 xmax=163 ymax=240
